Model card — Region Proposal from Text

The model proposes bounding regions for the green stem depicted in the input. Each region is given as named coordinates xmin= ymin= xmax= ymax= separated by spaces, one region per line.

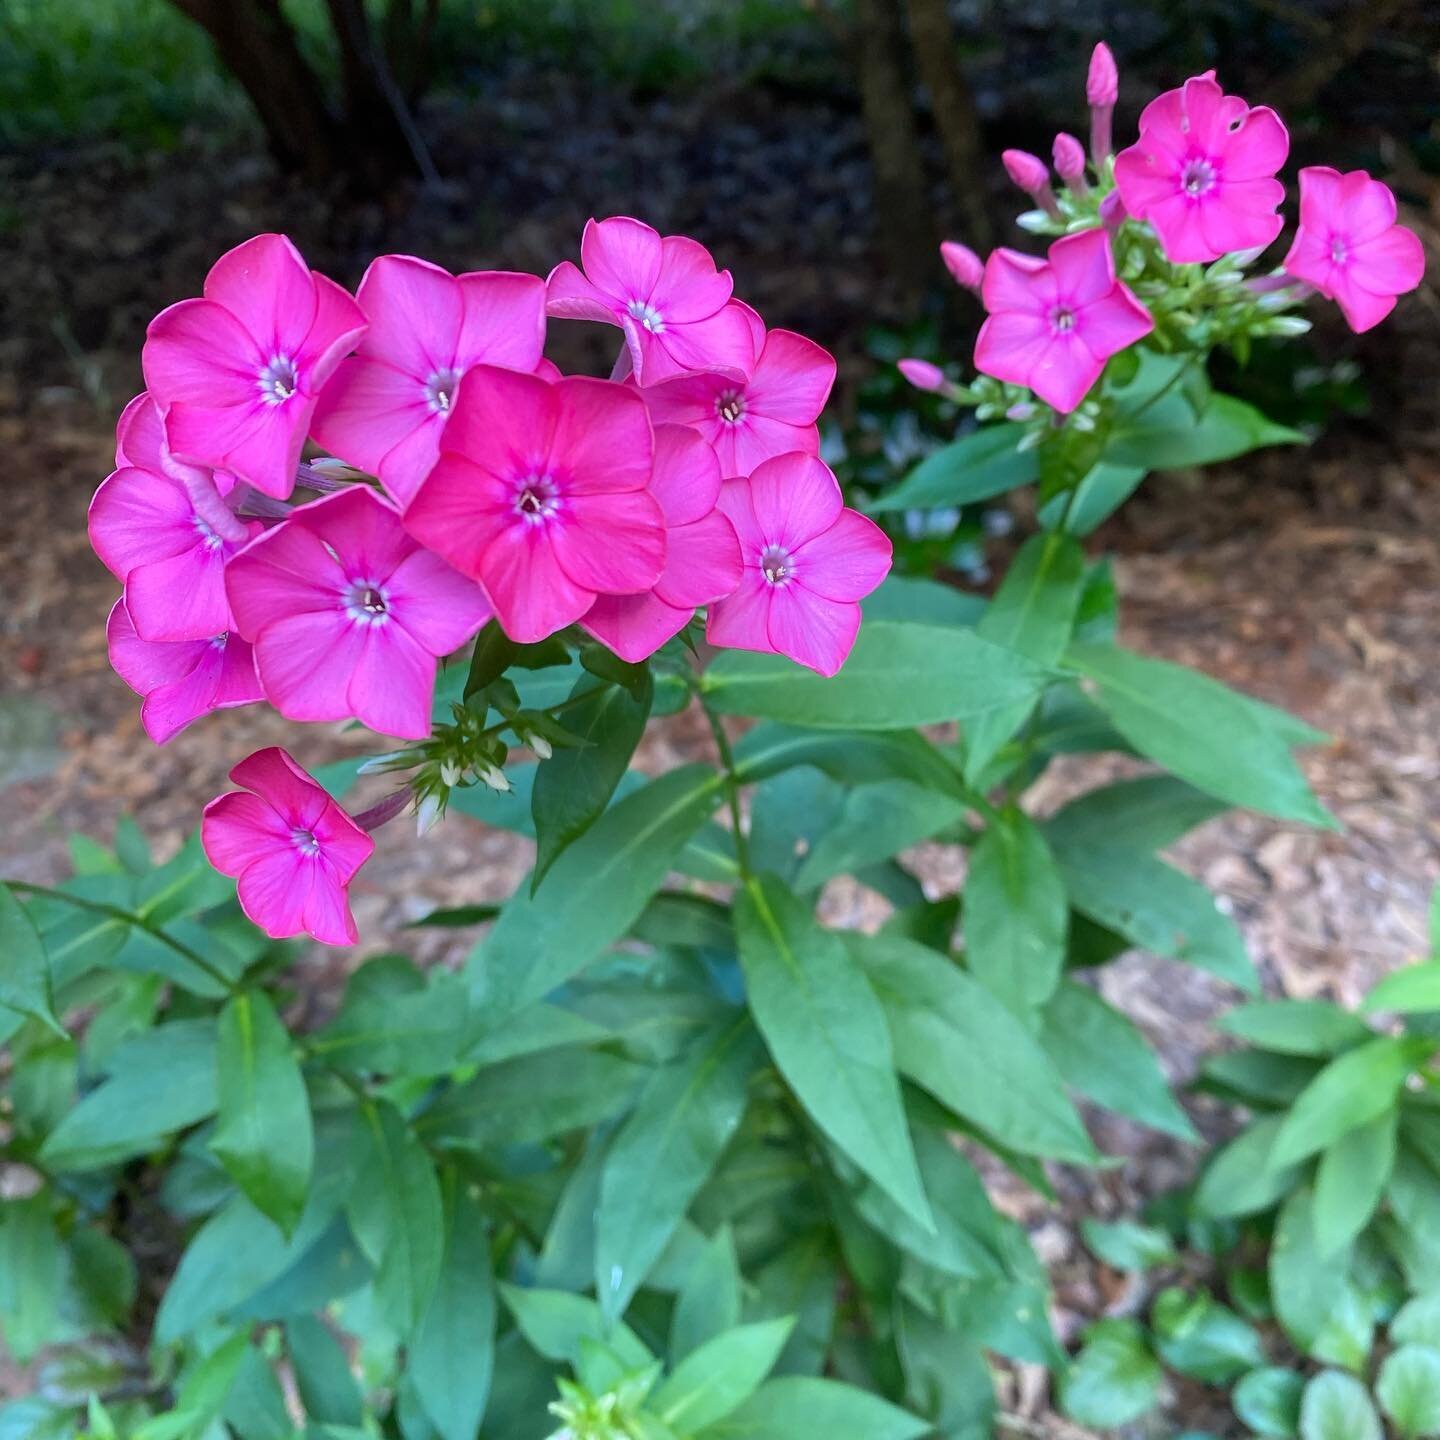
xmin=697 ymin=696 xmax=753 ymax=880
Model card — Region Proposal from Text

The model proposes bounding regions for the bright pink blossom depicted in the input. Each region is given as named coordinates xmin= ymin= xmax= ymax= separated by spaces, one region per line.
xmin=546 ymin=217 xmax=754 ymax=386
xmin=310 ymin=255 xmax=548 ymax=505
xmin=1087 ymin=42 xmax=1119 ymax=163
xmin=1114 ymin=73 xmax=1288 ymax=264
xmin=582 ymin=425 xmax=741 ymax=662
xmin=89 ymin=395 xmax=261 ymax=642
xmin=941 ymin=241 xmax=985 ymax=293
xmin=641 ymin=306 xmax=834 ymax=476
xmin=707 ymin=453 xmax=891 ymax=677
xmin=404 ymin=366 xmax=666 ymax=644
xmin=106 ymin=599 xmax=263 ymax=744
xmin=1283 ymin=167 xmax=1425 ymax=334
xmin=975 ymin=229 xmax=1153 ymax=413
xmin=143 ymin=235 xmax=367 ymax=499
xmin=202 ymin=747 xmax=373 ymax=946
xmin=225 ymin=486 xmax=492 ymax=739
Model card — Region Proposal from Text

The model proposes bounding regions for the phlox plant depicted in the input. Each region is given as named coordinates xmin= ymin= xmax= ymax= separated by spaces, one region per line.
xmin=0 ymin=39 xmax=1425 ymax=1440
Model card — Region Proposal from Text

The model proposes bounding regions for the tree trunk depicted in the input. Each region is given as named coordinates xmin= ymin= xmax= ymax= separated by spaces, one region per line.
xmin=168 ymin=0 xmax=341 ymax=179
xmin=903 ymin=0 xmax=993 ymax=250
xmin=852 ymin=0 xmax=935 ymax=297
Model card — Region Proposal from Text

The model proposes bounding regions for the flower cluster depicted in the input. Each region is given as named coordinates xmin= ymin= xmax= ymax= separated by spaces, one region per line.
xmin=904 ymin=42 xmax=1425 ymax=415
xmin=91 ymin=223 xmax=890 ymax=943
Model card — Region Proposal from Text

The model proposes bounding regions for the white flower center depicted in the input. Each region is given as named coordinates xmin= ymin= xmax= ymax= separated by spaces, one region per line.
xmin=760 ymin=543 xmax=794 ymax=585
xmin=1181 ymin=158 xmax=1216 ymax=197
xmin=258 ymin=354 xmax=299 ymax=405
xmin=626 ymin=299 xmax=665 ymax=333
xmin=424 ymin=366 xmax=460 ymax=413
xmin=344 ymin=578 xmax=391 ymax=626
xmin=514 ymin=474 xmax=560 ymax=523
xmin=716 ymin=389 xmax=747 ymax=424
xmin=193 ymin=514 xmax=224 ymax=551
xmin=1050 ymin=306 xmax=1077 ymax=334
xmin=1330 ymin=238 xmax=1350 ymax=266
xmin=291 ymin=827 xmax=320 ymax=856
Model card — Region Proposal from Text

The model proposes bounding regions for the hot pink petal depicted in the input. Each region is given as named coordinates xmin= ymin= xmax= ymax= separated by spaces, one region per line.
xmin=1223 ymin=106 xmax=1289 ymax=181
xmin=745 ymin=330 xmax=836 ymax=424
xmin=1031 ymin=336 xmax=1102 ymax=414
xmin=545 ymin=261 xmax=622 ymax=324
xmin=310 ymin=355 xmax=439 ymax=497
xmin=644 ymin=302 xmax=755 ymax=385
xmin=706 ymin=571 xmax=776 ymax=656
xmin=713 ymin=474 xmax=766 ymax=555
xmin=229 ymin=747 xmax=331 ymax=828
xmin=975 ymin=312 xmax=1057 ymax=390
xmin=301 ymin=274 xmax=371 ymax=386
xmin=652 ymin=508 xmax=742 ymax=609
xmin=204 ymin=234 xmax=318 ymax=360
xmin=300 ymin=862 xmax=361 ymax=947
xmin=254 ymin=613 xmax=368 ymax=724
xmin=166 ymin=396 xmax=309 ymax=499
xmin=1197 ymin=181 xmax=1284 ymax=258
xmin=214 ymin=636 xmax=265 ymax=707
xmin=384 ymin=547 xmax=493 ymax=655
xmin=143 ymin=299 xmax=262 ymax=408
xmin=226 ymin=522 xmax=340 ymax=639
xmin=727 ymin=413 xmax=820 ymax=476
xmin=127 ymin=547 xmax=235 ymax=642
xmin=202 ymin=791 xmax=293 ymax=877
xmin=652 ymin=235 xmax=733 ymax=322
xmin=649 ymin=424 xmax=722 ymax=527
xmin=456 ymin=271 xmax=549 ymax=370
xmin=748 ymin=453 xmax=843 ymax=549
xmin=1143 ymin=193 xmax=1214 ymax=264
xmin=235 ymin=849 xmax=315 ymax=940
xmin=402 ymin=454 xmax=513 ymax=581
xmin=580 ymin=216 xmax=664 ymax=302
xmin=1329 ymin=275 xmax=1398 ymax=334
xmin=583 ymin=590 xmax=692 ymax=662
xmin=88 ymin=467 xmax=196 ymax=579
xmin=765 ymin=587 xmax=860 ymax=678
xmin=353 ymin=254 xmax=462 ymax=379
xmin=790 ymin=509 xmax=892 ymax=603
xmin=294 ymin=485 xmax=415 ymax=582
xmin=480 ymin=524 xmax=594 ymax=642
xmin=550 ymin=376 xmax=653 ymax=494
xmin=439 ymin=365 xmax=560 ymax=478
xmin=982 ymin=250 xmax=1055 ymax=315
xmin=1077 ymin=287 xmax=1156 ymax=362
xmin=1049 ymin=229 xmax=1117 ymax=307
xmin=1338 ymin=171 xmax=1399 ymax=243
xmin=550 ymin=489 xmax=667 ymax=595
xmin=115 ymin=393 xmax=166 ymax=470
xmin=310 ymin=808 xmax=374 ymax=880
xmin=1353 ymin=224 xmax=1426 ymax=294
xmin=346 ymin=624 xmax=437 ymax=739
xmin=641 ymin=372 xmax=727 ymax=431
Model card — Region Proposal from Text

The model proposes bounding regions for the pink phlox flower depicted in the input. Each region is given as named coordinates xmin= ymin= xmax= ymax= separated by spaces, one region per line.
xmin=1114 ymin=72 xmax=1289 ymax=264
xmin=641 ymin=303 xmax=835 ymax=476
xmin=546 ymin=216 xmax=755 ymax=386
xmin=706 ymin=452 xmax=891 ymax=678
xmin=106 ymin=598 xmax=264 ymax=745
xmin=225 ymin=485 xmax=492 ymax=740
xmin=202 ymin=746 xmax=374 ymax=946
xmin=310 ymin=254 xmax=548 ymax=505
xmin=582 ymin=424 xmax=742 ymax=662
xmin=143 ymin=234 xmax=367 ymax=499
xmin=403 ymin=365 xmax=667 ymax=644
xmin=974 ymin=228 xmax=1153 ymax=413
xmin=1283 ymin=166 xmax=1426 ymax=333
xmin=90 ymin=394 xmax=262 ymax=642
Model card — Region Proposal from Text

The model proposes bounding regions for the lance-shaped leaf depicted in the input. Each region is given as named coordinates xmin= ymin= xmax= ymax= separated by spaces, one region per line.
xmin=0 ymin=882 xmax=63 ymax=1035
xmin=866 ymin=423 xmax=1036 ymax=513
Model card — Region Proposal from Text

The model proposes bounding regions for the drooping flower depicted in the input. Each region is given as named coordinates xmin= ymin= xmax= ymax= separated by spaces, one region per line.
xmin=974 ymin=228 xmax=1154 ymax=413
xmin=310 ymin=255 xmax=548 ymax=505
xmin=707 ymin=452 xmax=891 ymax=677
xmin=1114 ymin=73 xmax=1288 ymax=264
xmin=202 ymin=747 xmax=374 ymax=946
xmin=582 ymin=424 xmax=741 ymax=662
xmin=1283 ymin=167 xmax=1426 ymax=333
xmin=89 ymin=395 xmax=261 ymax=642
xmin=546 ymin=216 xmax=755 ymax=386
xmin=641 ymin=306 xmax=835 ymax=476
xmin=1087 ymin=42 xmax=1119 ymax=164
xmin=404 ymin=365 xmax=666 ymax=644
xmin=1053 ymin=132 xmax=1088 ymax=194
xmin=106 ymin=599 xmax=264 ymax=745
xmin=225 ymin=486 xmax=492 ymax=739
xmin=1003 ymin=149 xmax=1061 ymax=219
xmin=143 ymin=234 xmax=367 ymax=498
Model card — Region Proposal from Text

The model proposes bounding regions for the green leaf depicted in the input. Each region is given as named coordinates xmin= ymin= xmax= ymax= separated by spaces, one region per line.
xmin=1080 ymin=1219 xmax=1176 ymax=1272
xmin=41 ymin=1018 xmax=219 ymax=1170
xmin=1365 ymin=963 xmax=1440 ymax=1016
xmin=1106 ymin=389 xmax=1305 ymax=471
xmin=895 ymin=1302 xmax=995 ymax=1438
xmin=965 ymin=810 xmax=1068 ymax=1013
xmin=862 ymin=574 xmax=986 ymax=627
xmin=1272 ymin=1037 xmax=1427 ymax=1169
xmin=702 ymin=621 xmax=1048 ymax=730
xmin=286 ymin=1316 xmax=363 ymax=1426
xmin=1219 ymin=1000 xmax=1372 ymax=1057
xmin=1039 ymin=981 xmax=1197 ymax=1140
xmin=346 ymin=1100 xmax=444 ymax=1336
xmin=531 ymin=673 xmax=652 ymax=892
xmin=732 ymin=725 xmax=962 ymax=795
xmin=223 ymin=1346 xmax=292 ymax=1440
xmin=868 ymin=423 xmax=1036 ymax=513
xmin=855 ymin=934 xmax=1096 ymax=1164
xmin=1394 ymin=1296 xmax=1440 ymax=1349
xmin=467 ymin=765 xmax=723 ymax=1024
xmin=1059 ymin=1318 xmax=1162 ymax=1429
xmin=1314 ymin=1110 xmax=1397 ymax=1256
xmin=595 ymin=1019 xmax=759 ymax=1320
xmin=735 ymin=878 xmax=931 ymax=1227
xmin=671 ymin=1226 xmax=741 ymax=1361
xmin=212 ymin=991 xmax=313 ymax=1237
xmin=746 ymin=1232 xmax=838 ymax=1378
xmin=1299 ymin=1370 xmax=1382 ymax=1440
xmin=1310 ymin=1284 xmax=1374 ymax=1372
xmin=0 ymin=1194 xmax=63 ymax=1361
xmin=1234 ymin=1367 xmax=1305 ymax=1438
xmin=653 ymin=1317 xmax=795 ymax=1432
xmin=1378 ymin=1345 xmax=1440 ymax=1439
xmin=1044 ymin=775 xmax=1229 ymax=854
xmin=411 ymin=1185 xmax=495 ymax=1440
xmin=1272 ymin=1188 xmax=1351 ymax=1353
xmin=1151 ymin=1287 xmax=1265 ymax=1382
xmin=698 ymin=1375 xmax=931 ymax=1439
xmin=0 ymin=883 xmax=62 ymax=1034
xmin=1064 ymin=643 xmax=1330 ymax=825
xmin=1036 ymin=462 xmax=1148 ymax=536
xmin=1048 ymin=840 xmax=1257 ymax=992
xmin=1194 ymin=1115 xmax=1301 ymax=1219
xmin=499 ymin=1285 xmax=652 ymax=1371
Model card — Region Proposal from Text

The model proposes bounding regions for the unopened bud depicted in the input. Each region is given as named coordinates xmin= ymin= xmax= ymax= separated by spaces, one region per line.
xmin=1053 ymin=132 xmax=1088 ymax=194
xmin=940 ymin=240 xmax=985 ymax=293
xmin=530 ymin=733 xmax=553 ymax=760
xmin=1005 ymin=402 xmax=1037 ymax=422
xmin=357 ymin=750 xmax=406 ymax=775
xmin=416 ymin=793 xmax=443 ymax=837
xmin=307 ymin=457 xmax=369 ymax=481
xmin=898 ymin=358 xmax=946 ymax=393
xmin=1002 ymin=149 xmax=1062 ymax=219
xmin=1099 ymin=189 xmax=1127 ymax=233
xmin=440 ymin=760 xmax=461 ymax=787
xmin=480 ymin=764 xmax=511 ymax=793
xmin=1087 ymin=43 xmax=1118 ymax=164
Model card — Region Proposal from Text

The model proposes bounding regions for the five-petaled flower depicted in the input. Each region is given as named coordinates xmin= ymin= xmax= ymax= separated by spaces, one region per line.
xmin=708 ymin=453 xmax=891 ymax=678
xmin=404 ymin=365 xmax=667 ymax=644
xmin=546 ymin=216 xmax=755 ymax=386
xmin=1283 ymin=167 xmax=1426 ymax=334
xmin=202 ymin=747 xmax=374 ymax=945
xmin=143 ymin=234 xmax=367 ymax=498
xmin=225 ymin=486 xmax=493 ymax=739
xmin=1114 ymin=72 xmax=1289 ymax=264
xmin=974 ymin=228 xmax=1153 ymax=413
xmin=311 ymin=254 xmax=548 ymax=505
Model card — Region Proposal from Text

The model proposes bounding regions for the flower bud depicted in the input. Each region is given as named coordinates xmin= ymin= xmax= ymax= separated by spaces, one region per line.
xmin=1052 ymin=132 xmax=1088 ymax=193
xmin=940 ymin=240 xmax=985 ymax=293
xmin=1087 ymin=43 xmax=1118 ymax=164
xmin=440 ymin=759 xmax=461 ymax=787
xmin=530 ymin=732 xmax=554 ymax=760
xmin=898 ymin=358 xmax=946 ymax=393
xmin=357 ymin=750 xmax=406 ymax=775
xmin=416 ymin=793 xmax=443 ymax=837
xmin=1099 ymin=189 xmax=1127 ymax=233
xmin=480 ymin=764 xmax=511 ymax=793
